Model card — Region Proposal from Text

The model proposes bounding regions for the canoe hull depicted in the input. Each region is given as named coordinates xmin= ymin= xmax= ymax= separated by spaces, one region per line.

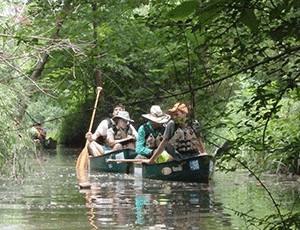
xmin=135 ymin=155 xmax=212 ymax=183
xmin=90 ymin=149 xmax=212 ymax=183
xmin=90 ymin=148 xmax=137 ymax=174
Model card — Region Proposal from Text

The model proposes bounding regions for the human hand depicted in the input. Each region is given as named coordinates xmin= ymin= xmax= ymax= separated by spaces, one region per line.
xmin=149 ymin=149 xmax=156 ymax=157
xmin=141 ymin=159 xmax=151 ymax=165
xmin=199 ymin=152 xmax=210 ymax=156
xmin=127 ymin=135 xmax=136 ymax=141
xmin=85 ymin=132 xmax=93 ymax=141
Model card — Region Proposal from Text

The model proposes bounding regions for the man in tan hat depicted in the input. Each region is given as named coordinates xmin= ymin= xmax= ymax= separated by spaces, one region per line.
xmin=142 ymin=102 xmax=207 ymax=164
xmin=106 ymin=111 xmax=138 ymax=151
xmin=135 ymin=105 xmax=171 ymax=161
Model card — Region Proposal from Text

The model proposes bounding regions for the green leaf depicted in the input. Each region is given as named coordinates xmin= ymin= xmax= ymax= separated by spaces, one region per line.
xmin=194 ymin=0 xmax=226 ymax=27
xmin=166 ymin=1 xmax=200 ymax=20
xmin=198 ymin=7 xmax=223 ymax=27
xmin=240 ymin=8 xmax=259 ymax=32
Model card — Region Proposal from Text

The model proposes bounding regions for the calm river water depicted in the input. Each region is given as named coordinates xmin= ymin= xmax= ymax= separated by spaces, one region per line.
xmin=0 ymin=147 xmax=299 ymax=230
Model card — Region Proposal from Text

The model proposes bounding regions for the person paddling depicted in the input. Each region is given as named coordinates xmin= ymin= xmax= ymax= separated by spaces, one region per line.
xmin=85 ymin=104 xmax=125 ymax=156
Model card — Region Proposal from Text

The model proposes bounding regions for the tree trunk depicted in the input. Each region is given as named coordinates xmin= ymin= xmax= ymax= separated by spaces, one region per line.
xmin=17 ymin=9 xmax=68 ymax=123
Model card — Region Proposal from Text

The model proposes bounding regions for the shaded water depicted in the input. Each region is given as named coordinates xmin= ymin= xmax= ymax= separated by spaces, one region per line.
xmin=0 ymin=147 xmax=299 ymax=229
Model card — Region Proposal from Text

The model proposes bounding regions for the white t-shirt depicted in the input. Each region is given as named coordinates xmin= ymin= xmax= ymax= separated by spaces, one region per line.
xmin=92 ymin=119 xmax=114 ymax=140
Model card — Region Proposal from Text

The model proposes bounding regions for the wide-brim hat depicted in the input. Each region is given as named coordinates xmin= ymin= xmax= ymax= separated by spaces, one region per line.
xmin=113 ymin=111 xmax=134 ymax=122
xmin=142 ymin=105 xmax=171 ymax=124
xmin=167 ymin=102 xmax=189 ymax=115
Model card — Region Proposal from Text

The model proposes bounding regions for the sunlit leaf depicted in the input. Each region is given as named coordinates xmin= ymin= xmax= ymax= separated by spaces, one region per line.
xmin=166 ymin=1 xmax=199 ymax=20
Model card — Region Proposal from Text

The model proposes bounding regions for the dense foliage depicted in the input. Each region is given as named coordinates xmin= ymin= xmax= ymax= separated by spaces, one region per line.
xmin=0 ymin=0 xmax=299 ymax=228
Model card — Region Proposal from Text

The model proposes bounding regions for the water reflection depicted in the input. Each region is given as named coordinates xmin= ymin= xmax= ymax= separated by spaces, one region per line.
xmin=2 ymin=148 xmax=298 ymax=229
xmin=80 ymin=172 xmax=230 ymax=229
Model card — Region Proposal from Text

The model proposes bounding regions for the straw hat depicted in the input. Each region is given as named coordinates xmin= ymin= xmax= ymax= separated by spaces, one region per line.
xmin=142 ymin=105 xmax=171 ymax=124
xmin=167 ymin=102 xmax=189 ymax=115
xmin=113 ymin=111 xmax=134 ymax=122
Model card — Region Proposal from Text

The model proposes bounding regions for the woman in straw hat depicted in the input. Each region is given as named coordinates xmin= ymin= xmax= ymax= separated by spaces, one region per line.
xmin=106 ymin=111 xmax=138 ymax=151
xmin=135 ymin=105 xmax=171 ymax=161
xmin=142 ymin=102 xmax=207 ymax=164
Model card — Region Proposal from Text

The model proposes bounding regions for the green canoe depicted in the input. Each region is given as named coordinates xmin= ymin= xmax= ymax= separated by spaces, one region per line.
xmin=90 ymin=149 xmax=212 ymax=183
xmin=134 ymin=155 xmax=212 ymax=183
xmin=90 ymin=148 xmax=137 ymax=174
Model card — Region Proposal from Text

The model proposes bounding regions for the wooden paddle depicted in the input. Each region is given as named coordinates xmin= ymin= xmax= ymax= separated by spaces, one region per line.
xmin=76 ymin=87 xmax=102 ymax=182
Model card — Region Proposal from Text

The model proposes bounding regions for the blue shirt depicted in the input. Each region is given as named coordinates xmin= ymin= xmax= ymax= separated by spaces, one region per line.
xmin=136 ymin=122 xmax=163 ymax=156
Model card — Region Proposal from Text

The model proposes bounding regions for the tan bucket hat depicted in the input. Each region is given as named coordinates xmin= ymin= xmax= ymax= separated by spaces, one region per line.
xmin=167 ymin=102 xmax=189 ymax=115
xmin=113 ymin=111 xmax=134 ymax=122
xmin=142 ymin=105 xmax=171 ymax=124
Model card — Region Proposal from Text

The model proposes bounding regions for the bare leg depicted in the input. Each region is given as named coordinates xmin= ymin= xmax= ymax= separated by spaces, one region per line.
xmin=88 ymin=141 xmax=105 ymax=156
xmin=126 ymin=142 xmax=136 ymax=149
xmin=197 ymin=138 xmax=206 ymax=154
xmin=111 ymin=143 xmax=123 ymax=151
xmin=135 ymin=155 xmax=150 ymax=160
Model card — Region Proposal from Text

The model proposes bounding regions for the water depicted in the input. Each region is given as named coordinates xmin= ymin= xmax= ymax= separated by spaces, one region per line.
xmin=0 ymin=147 xmax=299 ymax=230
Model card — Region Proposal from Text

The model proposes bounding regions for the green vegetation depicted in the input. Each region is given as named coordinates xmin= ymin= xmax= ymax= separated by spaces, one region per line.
xmin=0 ymin=0 xmax=299 ymax=228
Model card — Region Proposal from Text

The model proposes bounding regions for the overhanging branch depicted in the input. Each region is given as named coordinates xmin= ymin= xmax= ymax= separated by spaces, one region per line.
xmin=131 ymin=45 xmax=300 ymax=105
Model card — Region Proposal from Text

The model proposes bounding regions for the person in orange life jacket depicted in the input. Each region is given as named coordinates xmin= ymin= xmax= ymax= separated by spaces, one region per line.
xmin=135 ymin=105 xmax=171 ymax=160
xmin=35 ymin=123 xmax=46 ymax=140
xmin=106 ymin=111 xmax=138 ymax=151
xmin=142 ymin=102 xmax=207 ymax=164
xmin=86 ymin=104 xmax=125 ymax=156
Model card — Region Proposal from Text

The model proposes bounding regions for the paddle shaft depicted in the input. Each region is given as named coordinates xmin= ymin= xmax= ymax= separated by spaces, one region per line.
xmin=75 ymin=87 xmax=102 ymax=173
xmin=88 ymin=87 xmax=102 ymax=133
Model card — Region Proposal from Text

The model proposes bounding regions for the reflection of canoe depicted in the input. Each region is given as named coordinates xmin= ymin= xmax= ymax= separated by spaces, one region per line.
xmin=135 ymin=155 xmax=212 ymax=183
xmin=90 ymin=148 xmax=137 ymax=174
xmin=140 ymin=181 xmax=211 ymax=212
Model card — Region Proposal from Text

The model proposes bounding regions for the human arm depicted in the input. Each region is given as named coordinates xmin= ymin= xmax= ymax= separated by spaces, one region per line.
xmin=142 ymin=120 xmax=175 ymax=164
xmin=191 ymin=119 xmax=207 ymax=154
xmin=91 ymin=119 xmax=109 ymax=140
xmin=145 ymin=138 xmax=168 ymax=164
xmin=129 ymin=124 xmax=138 ymax=140
xmin=197 ymin=138 xmax=206 ymax=154
xmin=136 ymin=125 xmax=152 ymax=156
xmin=106 ymin=127 xmax=116 ymax=147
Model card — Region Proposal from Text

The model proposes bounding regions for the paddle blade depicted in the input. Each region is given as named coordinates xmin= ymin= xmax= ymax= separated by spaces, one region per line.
xmin=76 ymin=146 xmax=89 ymax=183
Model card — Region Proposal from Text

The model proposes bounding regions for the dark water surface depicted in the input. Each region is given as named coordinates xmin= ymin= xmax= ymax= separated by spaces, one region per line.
xmin=0 ymin=147 xmax=299 ymax=230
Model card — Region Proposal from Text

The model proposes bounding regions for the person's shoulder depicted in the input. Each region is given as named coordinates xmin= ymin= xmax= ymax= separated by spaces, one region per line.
xmin=106 ymin=127 xmax=115 ymax=137
xmin=138 ymin=124 xmax=145 ymax=131
xmin=164 ymin=120 xmax=175 ymax=133
xmin=99 ymin=119 xmax=108 ymax=126
xmin=142 ymin=121 xmax=151 ymax=129
xmin=107 ymin=126 xmax=114 ymax=132
xmin=129 ymin=123 xmax=137 ymax=131
xmin=166 ymin=120 xmax=175 ymax=126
